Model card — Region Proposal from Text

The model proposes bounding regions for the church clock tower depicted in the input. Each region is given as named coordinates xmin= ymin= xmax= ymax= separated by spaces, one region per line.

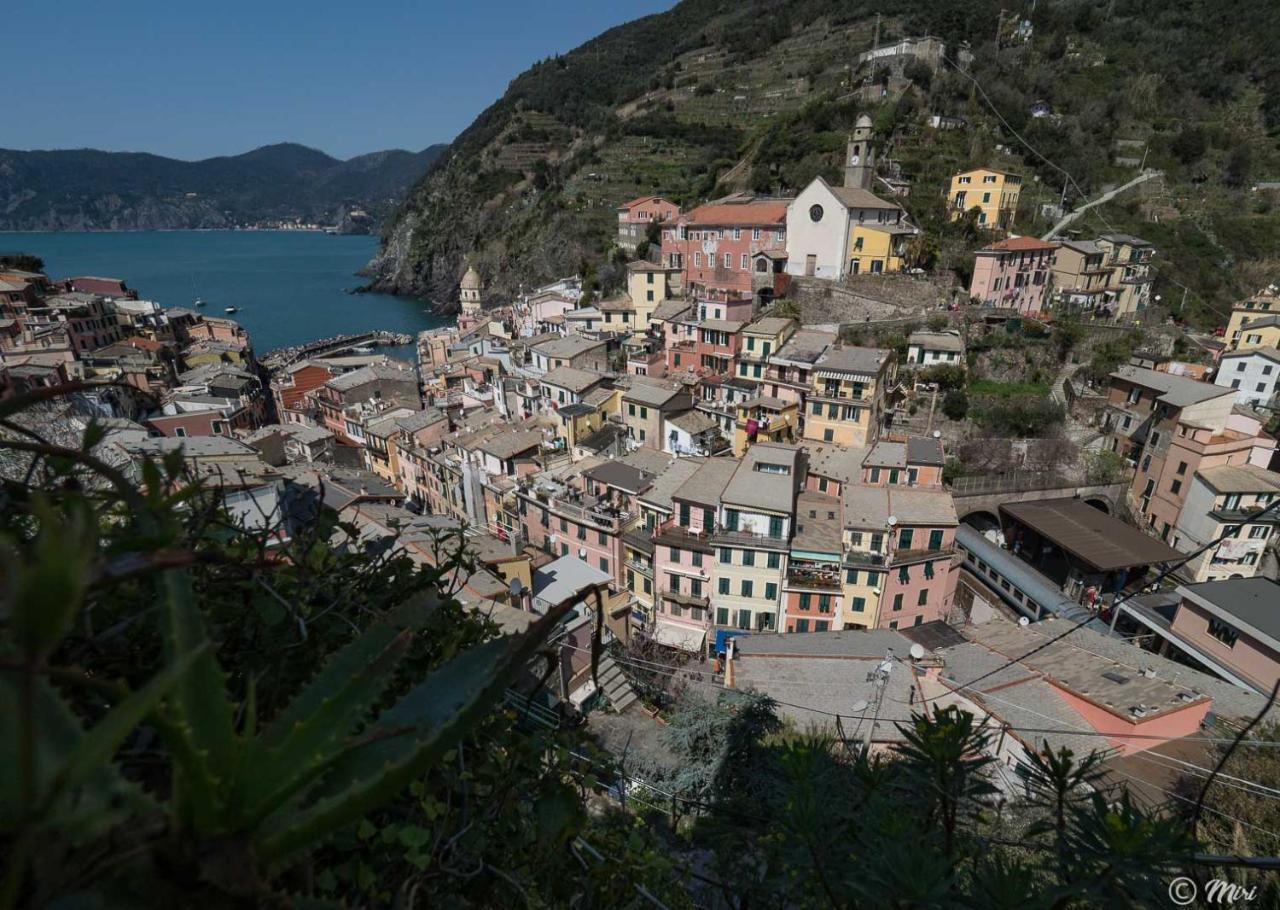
xmin=844 ymin=113 xmax=876 ymax=190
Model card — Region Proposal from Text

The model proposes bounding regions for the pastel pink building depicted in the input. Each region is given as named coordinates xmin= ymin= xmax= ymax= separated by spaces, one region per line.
xmin=661 ymin=196 xmax=788 ymax=299
xmin=617 ymin=196 xmax=680 ymax=251
xmin=968 ymin=236 xmax=1058 ymax=315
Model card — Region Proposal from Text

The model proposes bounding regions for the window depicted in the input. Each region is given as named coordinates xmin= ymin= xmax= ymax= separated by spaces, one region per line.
xmin=799 ymin=593 xmax=811 ymax=609
xmin=765 ymin=582 xmax=777 ymax=600
xmin=210 ymin=420 xmax=225 ymax=435
xmin=928 ymin=529 xmax=944 ymax=550
xmin=600 ymin=558 xmax=610 ymax=574
xmin=767 ymin=551 xmax=780 ymax=569
xmin=818 ymin=477 xmax=829 ymax=492
xmin=723 ymin=253 xmax=732 ymax=269
xmin=717 ymin=607 xmax=729 ymax=625
xmin=898 ymin=528 xmax=914 ymax=549
xmin=577 ymin=525 xmax=586 ymax=541
xmin=559 ymin=518 xmax=568 ymax=533
xmin=1170 ymin=480 xmax=1182 ymax=495
xmin=719 ymin=547 xmax=731 ymax=564
xmin=898 ymin=565 xmax=910 ymax=583
xmin=1176 ymin=461 xmax=1187 ymax=476
xmin=741 ymin=253 xmax=749 ymax=270
xmin=694 ymin=252 xmax=702 ymax=267
xmin=796 ymin=619 xmax=810 ymax=633
xmin=768 ymin=516 xmax=784 ymax=539
xmin=1208 ymin=617 xmax=1239 ymax=647
xmin=719 ymin=577 xmax=730 ymax=595
xmin=851 ymin=596 xmax=866 ymax=612
xmin=892 ymin=593 xmax=903 ymax=612
xmin=174 ymin=427 xmax=187 ymax=438
xmin=818 ymin=595 xmax=831 ymax=613
xmin=815 ymin=621 xmax=830 ymax=632
xmin=724 ymin=509 xmax=740 ymax=531
xmin=669 ymin=547 xmax=681 ymax=563
xmin=846 ymin=568 xmax=859 ymax=585
xmin=823 ymin=428 xmax=834 ymax=442
xmin=741 ymin=580 xmax=754 ymax=598
xmin=690 ymin=579 xmax=702 ymax=597
xmin=667 ymin=573 xmax=679 ymax=593
xmin=869 ymin=467 xmax=881 ymax=483
xmin=917 ymin=589 xmax=928 ymax=606
xmin=598 ymin=530 xmax=607 ymax=545
xmin=692 ymin=551 xmax=703 ymax=568
xmin=703 ymin=508 xmax=714 ymax=528
xmin=737 ymin=610 xmax=752 ymax=630
xmin=870 ymin=534 xmax=883 ymax=553
xmin=1248 ymin=525 xmax=1269 ymax=540
xmin=743 ymin=550 xmax=755 ymax=567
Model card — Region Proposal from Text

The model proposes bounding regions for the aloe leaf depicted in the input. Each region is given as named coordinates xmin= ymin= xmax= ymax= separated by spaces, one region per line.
xmin=158 ymin=569 xmax=237 ymax=833
xmin=253 ymin=599 xmax=575 ymax=861
xmin=48 ymin=644 xmax=207 ymax=807
xmin=233 ymin=627 xmax=414 ymax=826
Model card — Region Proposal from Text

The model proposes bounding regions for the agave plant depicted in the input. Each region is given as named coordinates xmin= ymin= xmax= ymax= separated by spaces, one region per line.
xmin=0 ymin=460 xmax=578 ymax=906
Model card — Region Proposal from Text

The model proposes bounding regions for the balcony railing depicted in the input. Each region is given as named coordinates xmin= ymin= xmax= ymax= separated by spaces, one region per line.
xmin=662 ymin=588 xmax=710 ymax=609
xmin=891 ymin=546 xmax=956 ymax=566
xmin=712 ymin=527 xmax=789 ymax=550
xmin=785 ymin=564 xmax=843 ymax=591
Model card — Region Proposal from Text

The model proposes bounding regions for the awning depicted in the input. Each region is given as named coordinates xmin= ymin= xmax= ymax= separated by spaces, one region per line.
xmin=652 ymin=621 xmax=707 ymax=653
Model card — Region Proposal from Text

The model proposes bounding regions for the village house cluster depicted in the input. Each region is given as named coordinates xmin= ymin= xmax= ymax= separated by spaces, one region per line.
xmin=2 ymin=91 xmax=1277 ymax=757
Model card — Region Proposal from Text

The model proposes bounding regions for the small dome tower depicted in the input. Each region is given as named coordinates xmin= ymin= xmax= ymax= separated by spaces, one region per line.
xmin=459 ymin=265 xmax=483 ymax=317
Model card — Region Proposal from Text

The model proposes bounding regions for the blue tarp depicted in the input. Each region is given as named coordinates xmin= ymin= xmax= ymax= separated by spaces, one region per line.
xmin=714 ymin=629 xmax=748 ymax=655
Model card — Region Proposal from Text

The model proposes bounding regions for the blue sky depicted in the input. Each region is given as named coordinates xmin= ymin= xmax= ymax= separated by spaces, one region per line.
xmin=4 ymin=0 xmax=675 ymax=160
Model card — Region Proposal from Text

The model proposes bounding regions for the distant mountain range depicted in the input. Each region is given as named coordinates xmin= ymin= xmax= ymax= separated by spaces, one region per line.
xmin=0 ymin=142 xmax=447 ymax=232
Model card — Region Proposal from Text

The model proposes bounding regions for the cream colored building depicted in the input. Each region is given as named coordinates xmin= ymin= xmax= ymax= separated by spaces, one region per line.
xmin=802 ymin=346 xmax=893 ymax=448
xmin=947 ymin=168 xmax=1021 ymax=230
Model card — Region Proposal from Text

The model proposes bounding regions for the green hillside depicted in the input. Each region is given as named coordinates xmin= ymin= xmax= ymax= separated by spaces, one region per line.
xmin=369 ymin=0 xmax=1280 ymax=326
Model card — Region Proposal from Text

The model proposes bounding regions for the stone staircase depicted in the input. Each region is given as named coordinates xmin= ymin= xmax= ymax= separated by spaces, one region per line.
xmin=596 ymin=655 xmax=638 ymax=713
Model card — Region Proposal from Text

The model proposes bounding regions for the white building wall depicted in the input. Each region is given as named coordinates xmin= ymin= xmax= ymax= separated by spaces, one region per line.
xmin=1216 ymin=354 xmax=1280 ymax=408
xmin=784 ymin=180 xmax=850 ymax=279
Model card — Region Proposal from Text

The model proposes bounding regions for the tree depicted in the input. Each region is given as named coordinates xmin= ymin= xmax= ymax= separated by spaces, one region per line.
xmin=941 ymin=389 xmax=968 ymax=420
xmin=921 ymin=364 xmax=968 ymax=393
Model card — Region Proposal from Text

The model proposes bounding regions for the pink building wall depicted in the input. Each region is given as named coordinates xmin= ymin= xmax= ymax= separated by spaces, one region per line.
xmin=877 ymin=525 xmax=957 ymax=630
xmin=968 ymin=241 xmax=1056 ymax=315
xmin=1170 ymin=601 xmax=1280 ymax=692
xmin=1053 ymin=686 xmax=1210 ymax=756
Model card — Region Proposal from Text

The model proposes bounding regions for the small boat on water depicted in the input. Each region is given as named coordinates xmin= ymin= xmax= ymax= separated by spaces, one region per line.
xmin=351 ymin=345 xmax=375 ymax=354
xmin=224 ymin=306 xmax=239 ymax=314
xmin=194 ymin=297 xmax=206 ymax=307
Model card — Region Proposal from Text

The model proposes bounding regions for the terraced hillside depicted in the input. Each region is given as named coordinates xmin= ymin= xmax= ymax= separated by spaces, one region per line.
xmin=368 ymin=0 xmax=1280 ymax=323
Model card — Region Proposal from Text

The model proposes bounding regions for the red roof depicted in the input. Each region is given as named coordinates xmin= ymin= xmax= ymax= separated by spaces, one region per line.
xmin=686 ymin=199 xmax=788 ymax=227
xmin=124 ymin=335 xmax=162 ymax=352
xmin=619 ymin=195 xmax=675 ymax=211
xmin=982 ymin=236 xmax=1058 ymax=253
xmin=68 ymin=276 xmax=130 ymax=296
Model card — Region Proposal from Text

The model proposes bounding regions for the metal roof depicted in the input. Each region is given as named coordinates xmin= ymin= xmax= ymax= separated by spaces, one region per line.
xmin=1000 ymin=498 xmax=1182 ymax=571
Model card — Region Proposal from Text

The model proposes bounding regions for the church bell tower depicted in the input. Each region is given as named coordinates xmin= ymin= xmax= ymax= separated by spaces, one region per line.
xmin=844 ymin=114 xmax=876 ymax=190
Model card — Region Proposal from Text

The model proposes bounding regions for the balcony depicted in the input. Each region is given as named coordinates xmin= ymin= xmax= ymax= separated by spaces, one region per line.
xmin=844 ymin=551 xmax=887 ymax=569
xmin=626 ymin=558 xmax=654 ymax=577
xmin=785 ymin=563 xmax=843 ymax=591
xmin=662 ymin=587 xmax=710 ymax=610
xmin=712 ymin=527 xmax=790 ymax=551
xmin=890 ymin=546 xmax=956 ymax=567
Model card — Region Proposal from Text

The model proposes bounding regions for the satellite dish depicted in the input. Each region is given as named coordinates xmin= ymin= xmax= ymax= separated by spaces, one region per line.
xmin=909 ymin=643 xmax=926 ymax=660
xmin=578 ymin=548 xmax=587 ymax=559
xmin=887 ymin=516 xmax=898 ymax=527
xmin=849 ymin=699 xmax=870 ymax=713
xmin=932 ymin=430 xmax=942 ymax=439
xmin=1019 ymin=616 xmax=1030 ymax=627
xmin=509 ymin=577 xmax=524 ymax=597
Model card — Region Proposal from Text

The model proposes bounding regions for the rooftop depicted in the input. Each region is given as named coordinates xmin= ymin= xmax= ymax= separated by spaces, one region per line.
xmin=532 ymin=334 xmax=607 ymax=360
xmin=478 ymin=429 xmax=544 ymax=461
xmin=639 ymin=456 xmax=706 ymax=511
xmin=672 ymin=456 xmax=739 ymax=508
xmin=326 ymin=363 xmax=415 ymax=391
xmin=1196 ymin=463 xmax=1280 ymax=495
xmin=721 ymin=443 xmax=799 ymax=514
xmin=1111 ymin=365 xmax=1233 ymax=408
xmin=814 ymin=345 xmax=889 ymax=376
xmin=684 ymin=197 xmax=788 ymax=226
xmin=540 ymin=365 xmax=607 ymax=394
xmin=531 ymin=555 xmax=613 ymax=611
xmin=982 ymin=236 xmax=1059 ymax=253
xmin=622 ymin=379 xmax=685 ymax=407
xmin=584 ymin=460 xmax=655 ymax=494
xmin=826 ymin=183 xmax=904 ymax=210
xmin=792 ymin=491 xmax=843 ymax=553
xmin=907 ymin=330 xmax=964 ymax=353
xmin=743 ymin=316 xmax=795 ymax=337
xmin=1000 ymin=498 xmax=1182 ymax=571
xmin=803 ymin=442 xmax=869 ymax=485
xmin=773 ymin=329 xmax=837 ymax=366
xmin=1178 ymin=578 xmax=1280 ymax=650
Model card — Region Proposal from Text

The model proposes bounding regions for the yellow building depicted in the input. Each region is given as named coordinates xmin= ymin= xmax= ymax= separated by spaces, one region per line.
xmin=1231 ymin=315 xmax=1280 ymax=352
xmin=626 ymin=261 xmax=681 ymax=325
xmin=802 ymin=346 xmax=892 ymax=448
xmin=847 ymin=224 xmax=913 ymax=275
xmin=947 ymin=168 xmax=1022 ymax=230
xmin=737 ymin=316 xmax=796 ymax=383
xmin=733 ymin=396 xmax=798 ymax=455
xmin=1226 ymin=287 xmax=1280 ymax=348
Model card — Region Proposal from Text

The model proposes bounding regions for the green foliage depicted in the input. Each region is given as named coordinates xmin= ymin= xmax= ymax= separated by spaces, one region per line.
xmin=941 ymin=389 xmax=970 ymax=420
xmin=972 ymin=395 xmax=1065 ymax=437
xmin=920 ymin=363 xmax=968 ymax=392
xmin=0 ymin=252 xmax=44 ymax=272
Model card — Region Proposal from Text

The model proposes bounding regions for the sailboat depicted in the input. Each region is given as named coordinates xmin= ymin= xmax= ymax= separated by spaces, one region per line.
xmin=224 ymin=306 xmax=240 ymax=314
xmin=191 ymin=274 xmax=206 ymax=307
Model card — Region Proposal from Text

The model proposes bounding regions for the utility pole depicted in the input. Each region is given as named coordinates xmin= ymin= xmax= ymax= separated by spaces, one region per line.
xmin=862 ymin=650 xmax=893 ymax=754
xmin=926 ymin=384 xmax=938 ymax=433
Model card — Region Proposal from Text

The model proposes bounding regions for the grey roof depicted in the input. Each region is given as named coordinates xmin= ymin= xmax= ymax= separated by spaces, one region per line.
xmin=622 ymin=380 xmax=684 ymax=407
xmin=671 ymin=456 xmax=738 ymax=508
xmin=907 ymin=331 xmax=964 ymax=353
xmin=1179 ymin=579 xmax=1280 ymax=649
xmin=698 ymin=318 xmax=746 ymax=333
xmin=1220 ymin=346 xmax=1280 ymax=364
xmin=557 ymin=402 xmax=594 ymax=417
xmin=668 ymin=410 xmax=718 ymax=435
xmin=1099 ymin=232 xmax=1152 ymax=247
xmin=616 ymin=448 xmax=678 ymax=476
xmin=650 ymin=300 xmax=693 ymax=322
xmin=533 ymin=334 xmax=607 ymax=360
xmin=396 ymin=408 xmax=447 ymax=433
xmin=1110 ymin=366 xmax=1233 ymax=409
xmin=804 ymin=442 xmax=869 ymax=485
xmin=1195 ymin=463 xmax=1280 ymax=494
xmin=532 ymin=555 xmax=613 ymax=610
xmin=815 ymin=345 xmax=890 ymax=376
xmin=1001 ymin=498 xmax=1182 ymax=570
xmin=541 ymin=365 xmax=607 ymax=394
xmin=327 ymin=363 xmax=416 ymax=391
xmin=585 ymin=460 xmax=654 ymax=494
xmin=129 ymin=436 xmax=259 ymax=458
xmin=792 ymin=491 xmax=843 ymax=553
xmin=477 ymin=428 xmax=544 ymax=460
xmin=744 ymin=316 xmax=795 ymax=336
xmin=827 ymin=183 xmax=903 ymax=210
xmin=1056 ymin=239 xmax=1105 ymax=255
xmin=889 ymin=487 xmax=957 ymax=526
xmin=865 ymin=440 xmax=907 ymax=469
xmin=842 ymin=484 xmax=891 ymax=529
xmin=906 ymin=436 xmax=946 ymax=466
xmin=721 ymin=443 xmax=799 ymax=513
xmin=773 ymin=329 xmax=836 ymax=366
xmin=639 ymin=457 xmax=705 ymax=511
xmin=1233 ymin=314 xmax=1280 ymax=331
